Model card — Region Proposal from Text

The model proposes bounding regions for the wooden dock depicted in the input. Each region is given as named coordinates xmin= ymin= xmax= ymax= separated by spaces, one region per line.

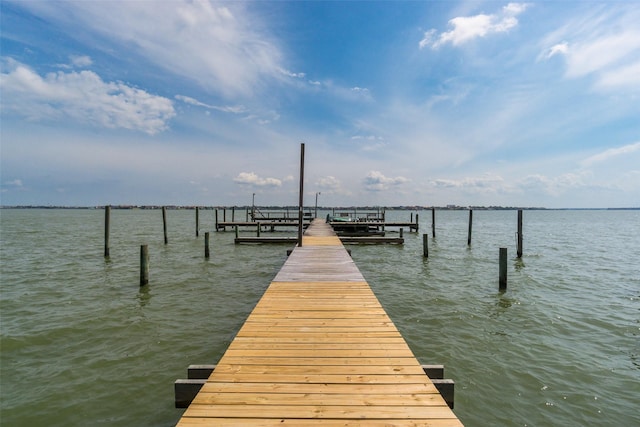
xmin=177 ymin=219 xmax=462 ymax=426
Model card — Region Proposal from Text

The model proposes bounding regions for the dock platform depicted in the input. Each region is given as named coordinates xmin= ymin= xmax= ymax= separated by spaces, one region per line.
xmin=177 ymin=219 xmax=462 ymax=426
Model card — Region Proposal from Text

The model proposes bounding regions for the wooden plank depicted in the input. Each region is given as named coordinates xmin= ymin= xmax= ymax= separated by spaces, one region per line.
xmin=216 ymin=357 xmax=420 ymax=366
xmin=197 ymin=382 xmax=441 ymax=395
xmin=192 ymin=392 xmax=446 ymax=406
xmin=182 ymin=404 xmax=458 ymax=419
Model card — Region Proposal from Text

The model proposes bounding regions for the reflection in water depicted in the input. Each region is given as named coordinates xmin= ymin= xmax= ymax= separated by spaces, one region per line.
xmin=137 ymin=285 xmax=152 ymax=308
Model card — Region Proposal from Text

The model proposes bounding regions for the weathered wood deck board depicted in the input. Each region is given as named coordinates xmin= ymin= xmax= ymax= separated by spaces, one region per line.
xmin=177 ymin=219 xmax=463 ymax=426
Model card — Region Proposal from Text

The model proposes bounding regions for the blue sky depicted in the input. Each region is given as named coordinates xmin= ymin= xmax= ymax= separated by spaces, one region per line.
xmin=1 ymin=1 xmax=639 ymax=208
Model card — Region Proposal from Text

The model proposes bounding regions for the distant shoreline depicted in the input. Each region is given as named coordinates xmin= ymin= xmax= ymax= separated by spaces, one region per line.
xmin=1 ymin=205 xmax=638 ymax=211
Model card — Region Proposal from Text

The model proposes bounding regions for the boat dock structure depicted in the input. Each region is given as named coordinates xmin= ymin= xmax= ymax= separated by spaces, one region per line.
xmin=175 ymin=219 xmax=463 ymax=426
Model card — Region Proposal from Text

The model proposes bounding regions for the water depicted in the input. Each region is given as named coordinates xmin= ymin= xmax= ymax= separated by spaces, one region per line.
xmin=1 ymin=208 xmax=638 ymax=426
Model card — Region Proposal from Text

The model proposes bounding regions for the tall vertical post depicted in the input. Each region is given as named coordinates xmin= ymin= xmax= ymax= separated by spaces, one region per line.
xmin=499 ymin=247 xmax=507 ymax=291
xmin=140 ymin=245 xmax=149 ymax=286
xmin=431 ymin=207 xmax=436 ymax=238
xmin=297 ymin=143 xmax=305 ymax=247
xmin=467 ymin=209 xmax=473 ymax=246
xmin=235 ymin=225 xmax=239 ymax=240
xmin=104 ymin=205 xmax=110 ymax=257
xmin=204 ymin=232 xmax=210 ymax=258
xmin=517 ymin=209 xmax=523 ymax=258
xmin=415 ymin=213 xmax=419 ymax=232
xmin=232 ymin=206 xmax=235 ymax=221
xmin=162 ymin=206 xmax=168 ymax=244
xmin=423 ymin=234 xmax=429 ymax=258
xmin=215 ymin=209 xmax=219 ymax=231
xmin=195 ymin=207 xmax=199 ymax=237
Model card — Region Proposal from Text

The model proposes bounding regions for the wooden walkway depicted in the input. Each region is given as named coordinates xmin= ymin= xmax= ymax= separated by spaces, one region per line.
xmin=177 ymin=219 xmax=463 ymax=426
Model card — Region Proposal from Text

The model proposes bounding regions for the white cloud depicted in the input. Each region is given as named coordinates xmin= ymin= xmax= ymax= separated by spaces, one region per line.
xmin=233 ymin=172 xmax=282 ymax=187
xmin=596 ymin=60 xmax=640 ymax=89
xmin=420 ymin=2 xmax=530 ymax=49
xmin=70 ymin=55 xmax=92 ymax=68
xmin=279 ymin=68 xmax=306 ymax=79
xmin=541 ymin=6 xmax=640 ymax=91
xmin=431 ymin=173 xmax=505 ymax=192
xmin=175 ymin=94 xmax=247 ymax=113
xmin=364 ymin=171 xmax=409 ymax=191
xmin=16 ymin=1 xmax=287 ymax=99
xmin=317 ymin=176 xmax=341 ymax=191
xmin=0 ymin=60 xmax=175 ymax=134
xmin=581 ymin=141 xmax=640 ymax=168
xmin=545 ymin=42 xmax=569 ymax=59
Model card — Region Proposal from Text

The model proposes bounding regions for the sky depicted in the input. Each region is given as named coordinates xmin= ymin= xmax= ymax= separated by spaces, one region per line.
xmin=1 ymin=1 xmax=639 ymax=208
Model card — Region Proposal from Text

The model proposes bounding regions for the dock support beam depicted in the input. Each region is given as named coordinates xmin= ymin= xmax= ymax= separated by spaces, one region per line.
xmin=176 ymin=364 xmax=454 ymax=409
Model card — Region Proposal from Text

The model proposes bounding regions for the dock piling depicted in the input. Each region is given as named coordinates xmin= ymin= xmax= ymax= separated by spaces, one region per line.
xmin=195 ymin=207 xmax=199 ymax=237
xmin=104 ymin=205 xmax=110 ymax=257
xmin=468 ymin=209 xmax=473 ymax=246
xmin=162 ymin=206 xmax=168 ymax=244
xmin=499 ymin=247 xmax=507 ymax=291
xmin=431 ymin=208 xmax=436 ymax=238
xmin=297 ymin=142 xmax=305 ymax=247
xmin=140 ymin=245 xmax=149 ymax=286
xmin=423 ymin=233 xmax=429 ymax=258
xmin=517 ymin=209 xmax=523 ymax=258
xmin=204 ymin=232 xmax=210 ymax=258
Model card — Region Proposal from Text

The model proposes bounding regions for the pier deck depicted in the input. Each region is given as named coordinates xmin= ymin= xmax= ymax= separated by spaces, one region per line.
xmin=177 ymin=219 xmax=462 ymax=426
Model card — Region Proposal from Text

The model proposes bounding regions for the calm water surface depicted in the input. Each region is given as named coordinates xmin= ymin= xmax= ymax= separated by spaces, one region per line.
xmin=1 ymin=208 xmax=638 ymax=426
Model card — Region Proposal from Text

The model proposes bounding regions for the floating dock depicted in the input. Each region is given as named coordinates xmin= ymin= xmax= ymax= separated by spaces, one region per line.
xmin=177 ymin=219 xmax=462 ymax=426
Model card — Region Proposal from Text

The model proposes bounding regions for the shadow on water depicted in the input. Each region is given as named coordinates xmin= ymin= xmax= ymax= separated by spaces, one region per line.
xmin=490 ymin=294 xmax=517 ymax=319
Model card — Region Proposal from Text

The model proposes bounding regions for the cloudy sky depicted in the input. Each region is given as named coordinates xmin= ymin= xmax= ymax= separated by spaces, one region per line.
xmin=1 ymin=1 xmax=639 ymax=208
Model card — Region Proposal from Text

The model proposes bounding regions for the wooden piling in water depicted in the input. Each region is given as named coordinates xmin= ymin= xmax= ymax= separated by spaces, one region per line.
xmin=399 ymin=228 xmax=403 ymax=239
xmin=423 ymin=233 xmax=429 ymax=258
xmin=232 ymin=206 xmax=235 ymax=221
xmin=204 ymin=232 xmax=210 ymax=258
xmin=499 ymin=247 xmax=507 ymax=291
xmin=195 ymin=207 xmax=199 ymax=237
xmin=235 ymin=225 xmax=239 ymax=240
xmin=431 ymin=207 xmax=436 ymax=238
xmin=104 ymin=205 xmax=110 ymax=257
xmin=517 ymin=209 xmax=523 ymax=258
xmin=140 ymin=244 xmax=149 ymax=286
xmin=162 ymin=206 xmax=168 ymax=244
xmin=468 ymin=209 xmax=473 ymax=246
xmin=215 ymin=209 xmax=219 ymax=231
